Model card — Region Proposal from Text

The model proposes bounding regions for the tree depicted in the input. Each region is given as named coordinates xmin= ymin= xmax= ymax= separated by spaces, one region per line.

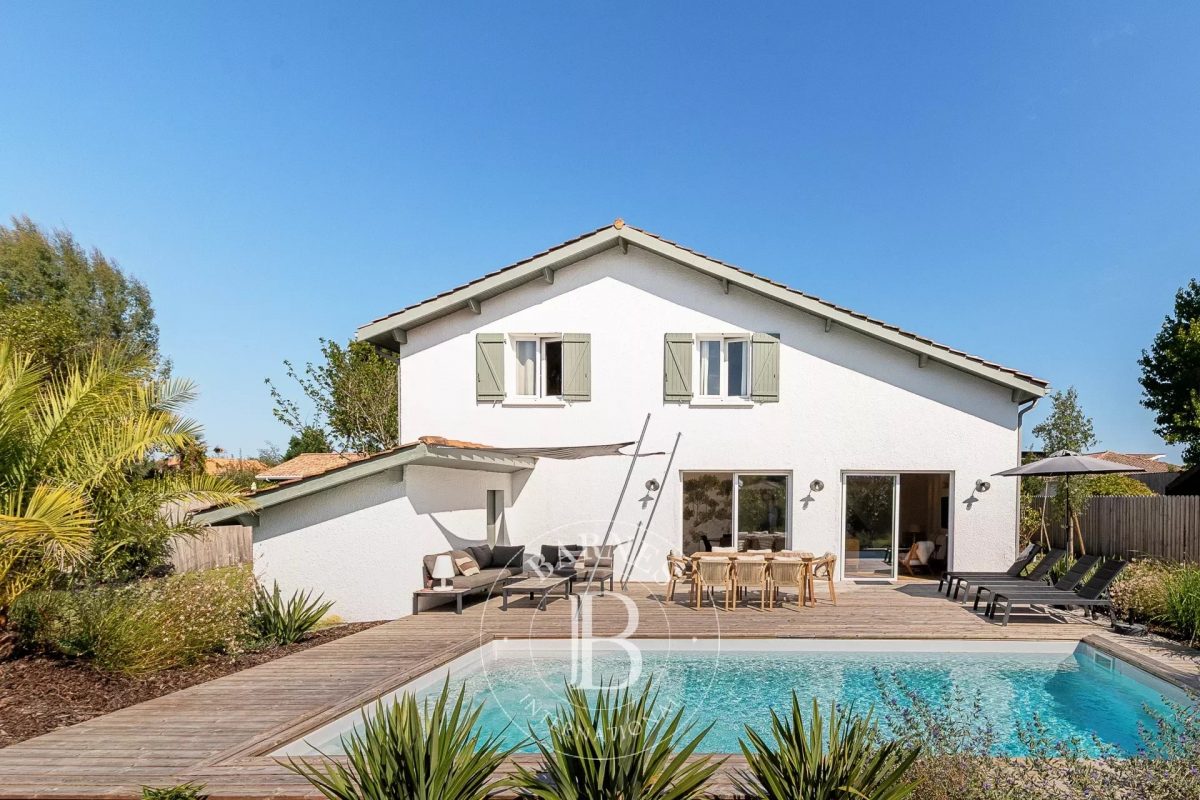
xmin=256 ymin=443 xmax=284 ymax=468
xmin=284 ymin=426 xmax=333 ymax=460
xmin=1139 ymin=278 xmax=1200 ymax=465
xmin=1031 ymin=387 xmax=1097 ymax=454
xmin=1084 ymin=474 xmax=1155 ymax=497
xmin=0 ymin=340 xmax=249 ymax=607
xmin=266 ymin=338 xmax=398 ymax=454
xmin=1029 ymin=387 xmax=1098 ymax=555
xmin=0 ymin=216 xmax=159 ymax=371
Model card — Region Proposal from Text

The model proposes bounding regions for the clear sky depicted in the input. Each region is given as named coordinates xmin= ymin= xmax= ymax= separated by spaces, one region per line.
xmin=2 ymin=2 xmax=1197 ymax=460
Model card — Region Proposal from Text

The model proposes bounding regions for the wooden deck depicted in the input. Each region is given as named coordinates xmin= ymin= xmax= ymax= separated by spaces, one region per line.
xmin=1 ymin=580 xmax=1196 ymax=799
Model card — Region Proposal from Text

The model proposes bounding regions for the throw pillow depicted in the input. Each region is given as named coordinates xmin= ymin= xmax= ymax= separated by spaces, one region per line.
xmin=467 ymin=544 xmax=493 ymax=569
xmin=454 ymin=555 xmax=480 ymax=576
xmin=491 ymin=544 xmax=525 ymax=570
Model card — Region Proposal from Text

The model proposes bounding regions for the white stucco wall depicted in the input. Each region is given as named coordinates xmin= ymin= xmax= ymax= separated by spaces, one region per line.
xmin=397 ymin=246 xmax=1026 ymax=585
xmin=253 ymin=465 xmax=512 ymax=621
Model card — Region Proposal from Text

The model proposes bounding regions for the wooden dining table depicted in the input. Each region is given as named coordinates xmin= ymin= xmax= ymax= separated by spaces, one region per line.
xmin=688 ymin=551 xmax=816 ymax=608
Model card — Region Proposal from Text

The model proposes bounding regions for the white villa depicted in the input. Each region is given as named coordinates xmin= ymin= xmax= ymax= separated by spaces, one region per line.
xmin=197 ymin=221 xmax=1047 ymax=621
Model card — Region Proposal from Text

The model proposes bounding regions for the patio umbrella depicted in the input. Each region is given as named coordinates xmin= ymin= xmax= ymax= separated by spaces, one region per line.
xmin=993 ymin=450 xmax=1145 ymax=556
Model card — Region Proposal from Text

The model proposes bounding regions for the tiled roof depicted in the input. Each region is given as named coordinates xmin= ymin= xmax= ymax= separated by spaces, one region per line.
xmin=1087 ymin=451 xmax=1180 ymax=474
xmin=359 ymin=220 xmax=1047 ymax=390
xmin=256 ymin=452 xmax=369 ymax=480
xmin=204 ymin=457 xmax=268 ymax=476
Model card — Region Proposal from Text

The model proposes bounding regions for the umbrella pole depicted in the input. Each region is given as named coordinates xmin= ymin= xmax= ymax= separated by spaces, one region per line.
xmin=1065 ymin=477 xmax=1074 ymax=560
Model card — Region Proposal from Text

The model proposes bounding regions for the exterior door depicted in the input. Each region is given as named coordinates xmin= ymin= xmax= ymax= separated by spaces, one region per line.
xmin=843 ymin=474 xmax=899 ymax=579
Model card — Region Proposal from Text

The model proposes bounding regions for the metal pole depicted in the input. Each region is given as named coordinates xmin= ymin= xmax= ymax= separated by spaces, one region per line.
xmin=576 ymin=413 xmax=650 ymax=617
xmin=621 ymin=431 xmax=682 ymax=590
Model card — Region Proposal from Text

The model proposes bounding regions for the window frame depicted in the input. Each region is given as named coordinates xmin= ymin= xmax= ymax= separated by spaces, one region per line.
xmin=695 ymin=334 xmax=752 ymax=400
xmin=509 ymin=334 xmax=563 ymax=401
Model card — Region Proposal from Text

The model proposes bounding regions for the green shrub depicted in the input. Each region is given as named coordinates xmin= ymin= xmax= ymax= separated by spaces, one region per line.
xmin=734 ymin=695 xmax=920 ymax=800
xmin=507 ymin=680 xmax=720 ymax=800
xmin=140 ymin=783 xmax=208 ymax=800
xmin=1109 ymin=558 xmax=1172 ymax=623
xmin=1159 ymin=562 xmax=1200 ymax=646
xmin=10 ymin=565 xmax=254 ymax=673
xmin=283 ymin=680 xmax=516 ymax=800
xmin=248 ymin=581 xmax=334 ymax=645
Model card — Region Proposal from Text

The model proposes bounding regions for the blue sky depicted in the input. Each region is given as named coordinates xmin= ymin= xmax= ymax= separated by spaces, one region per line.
xmin=2 ymin=2 xmax=1197 ymax=460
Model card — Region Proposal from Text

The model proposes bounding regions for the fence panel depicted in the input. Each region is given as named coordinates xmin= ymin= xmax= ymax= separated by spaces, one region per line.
xmin=168 ymin=525 xmax=253 ymax=573
xmin=1061 ymin=495 xmax=1200 ymax=561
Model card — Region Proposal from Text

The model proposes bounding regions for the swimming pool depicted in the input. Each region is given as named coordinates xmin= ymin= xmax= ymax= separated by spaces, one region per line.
xmin=275 ymin=639 xmax=1191 ymax=758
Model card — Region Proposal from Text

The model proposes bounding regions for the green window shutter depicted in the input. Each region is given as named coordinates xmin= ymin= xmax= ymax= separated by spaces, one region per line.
xmin=562 ymin=333 xmax=591 ymax=402
xmin=476 ymin=333 xmax=505 ymax=402
xmin=751 ymin=332 xmax=780 ymax=403
xmin=664 ymin=333 xmax=693 ymax=403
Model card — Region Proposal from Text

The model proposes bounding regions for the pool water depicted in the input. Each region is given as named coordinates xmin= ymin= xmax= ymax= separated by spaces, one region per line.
xmin=278 ymin=640 xmax=1190 ymax=758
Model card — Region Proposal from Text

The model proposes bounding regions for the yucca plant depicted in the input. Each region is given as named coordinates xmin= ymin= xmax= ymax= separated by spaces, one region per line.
xmin=507 ymin=680 xmax=721 ymax=800
xmin=140 ymin=783 xmax=208 ymax=800
xmin=283 ymin=680 xmax=517 ymax=800
xmin=248 ymin=581 xmax=334 ymax=645
xmin=734 ymin=695 xmax=920 ymax=800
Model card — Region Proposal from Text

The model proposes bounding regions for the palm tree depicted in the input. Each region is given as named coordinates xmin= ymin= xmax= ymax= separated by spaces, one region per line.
xmin=0 ymin=340 xmax=251 ymax=609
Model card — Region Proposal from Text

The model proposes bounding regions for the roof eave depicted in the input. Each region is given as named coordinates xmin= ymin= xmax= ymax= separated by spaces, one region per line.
xmin=356 ymin=224 xmax=1047 ymax=399
xmin=194 ymin=443 xmax=536 ymax=526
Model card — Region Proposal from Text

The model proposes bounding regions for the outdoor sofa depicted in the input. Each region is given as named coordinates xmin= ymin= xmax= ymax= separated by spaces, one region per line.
xmin=421 ymin=544 xmax=526 ymax=594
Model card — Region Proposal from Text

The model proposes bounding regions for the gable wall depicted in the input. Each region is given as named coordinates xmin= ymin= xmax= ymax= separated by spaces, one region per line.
xmin=397 ymin=247 xmax=1025 ymax=580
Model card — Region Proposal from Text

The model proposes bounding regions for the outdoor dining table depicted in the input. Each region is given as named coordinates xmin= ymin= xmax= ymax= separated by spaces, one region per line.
xmin=688 ymin=552 xmax=816 ymax=608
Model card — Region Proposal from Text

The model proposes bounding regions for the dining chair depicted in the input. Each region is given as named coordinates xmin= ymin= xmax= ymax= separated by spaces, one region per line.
xmin=767 ymin=558 xmax=806 ymax=610
xmin=665 ymin=554 xmax=694 ymax=604
xmin=734 ymin=558 xmax=770 ymax=610
xmin=811 ymin=552 xmax=838 ymax=605
xmin=694 ymin=558 xmax=735 ymax=610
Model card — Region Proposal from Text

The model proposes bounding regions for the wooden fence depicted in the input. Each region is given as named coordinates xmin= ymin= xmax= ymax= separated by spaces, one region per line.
xmin=1052 ymin=495 xmax=1200 ymax=561
xmin=168 ymin=525 xmax=253 ymax=574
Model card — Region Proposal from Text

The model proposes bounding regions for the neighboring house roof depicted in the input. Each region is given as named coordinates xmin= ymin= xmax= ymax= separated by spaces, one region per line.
xmin=1086 ymin=451 xmax=1180 ymax=474
xmin=195 ymin=437 xmax=539 ymax=526
xmin=356 ymin=220 xmax=1048 ymax=399
xmin=255 ymin=453 xmax=370 ymax=481
xmin=205 ymin=457 xmax=268 ymax=476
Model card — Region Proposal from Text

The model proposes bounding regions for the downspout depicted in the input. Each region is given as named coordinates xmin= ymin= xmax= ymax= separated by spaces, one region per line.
xmin=1015 ymin=395 xmax=1041 ymax=553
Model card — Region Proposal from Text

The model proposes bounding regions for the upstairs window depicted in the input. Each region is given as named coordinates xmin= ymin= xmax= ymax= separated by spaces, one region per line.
xmin=697 ymin=336 xmax=750 ymax=398
xmin=513 ymin=336 xmax=563 ymax=399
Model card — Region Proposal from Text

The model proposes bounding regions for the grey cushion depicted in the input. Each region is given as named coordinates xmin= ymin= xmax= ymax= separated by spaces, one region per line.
xmin=491 ymin=545 xmax=525 ymax=570
xmin=452 ymin=568 xmax=511 ymax=591
xmin=468 ymin=545 xmax=494 ymax=569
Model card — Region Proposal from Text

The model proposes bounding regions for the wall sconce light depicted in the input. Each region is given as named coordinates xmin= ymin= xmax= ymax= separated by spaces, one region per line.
xmin=975 ymin=479 xmax=991 ymax=493
xmin=809 ymin=479 xmax=825 ymax=493
xmin=645 ymin=478 xmax=661 ymax=492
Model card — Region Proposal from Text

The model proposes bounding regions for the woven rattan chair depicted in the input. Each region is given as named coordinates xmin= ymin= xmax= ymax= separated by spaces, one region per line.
xmin=734 ymin=558 xmax=770 ymax=610
xmin=767 ymin=558 xmax=806 ymax=610
xmin=695 ymin=558 xmax=735 ymax=610
xmin=810 ymin=552 xmax=838 ymax=605
xmin=665 ymin=554 xmax=695 ymax=604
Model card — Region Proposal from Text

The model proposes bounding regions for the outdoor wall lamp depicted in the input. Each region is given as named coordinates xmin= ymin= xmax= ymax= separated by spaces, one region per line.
xmin=645 ymin=478 xmax=661 ymax=492
xmin=809 ymin=479 xmax=825 ymax=493
xmin=975 ymin=479 xmax=992 ymax=493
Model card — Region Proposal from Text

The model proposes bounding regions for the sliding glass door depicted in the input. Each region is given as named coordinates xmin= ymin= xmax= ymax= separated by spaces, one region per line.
xmin=681 ymin=472 xmax=790 ymax=555
xmin=843 ymin=474 xmax=899 ymax=579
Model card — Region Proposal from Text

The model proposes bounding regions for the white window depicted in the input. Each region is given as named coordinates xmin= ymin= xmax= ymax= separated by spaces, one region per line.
xmin=697 ymin=336 xmax=750 ymax=399
xmin=512 ymin=335 xmax=563 ymax=399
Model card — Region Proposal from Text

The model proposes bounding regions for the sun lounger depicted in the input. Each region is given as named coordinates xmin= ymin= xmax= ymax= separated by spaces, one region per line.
xmin=938 ymin=545 xmax=1043 ymax=596
xmin=985 ymin=560 xmax=1128 ymax=626
xmin=952 ymin=549 xmax=1065 ymax=601
xmin=970 ymin=555 xmax=1099 ymax=611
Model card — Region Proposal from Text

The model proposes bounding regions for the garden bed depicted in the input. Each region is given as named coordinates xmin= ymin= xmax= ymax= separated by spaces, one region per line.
xmin=0 ymin=620 xmax=383 ymax=748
